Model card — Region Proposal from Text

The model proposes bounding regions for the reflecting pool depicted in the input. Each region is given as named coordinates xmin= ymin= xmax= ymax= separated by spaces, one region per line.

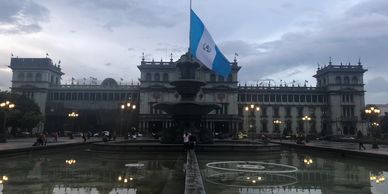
xmin=0 ymin=148 xmax=185 ymax=194
xmin=198 ymin=150 xmax=388 ymax=194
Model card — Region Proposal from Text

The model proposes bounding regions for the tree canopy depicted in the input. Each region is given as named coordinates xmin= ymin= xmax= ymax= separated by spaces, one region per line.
xmin=0 ymin=91 xmax=43 ymax=132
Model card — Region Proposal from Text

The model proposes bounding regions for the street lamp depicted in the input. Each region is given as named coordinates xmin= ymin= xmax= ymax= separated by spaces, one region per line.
xmin=365 ymin=106 xmax=380 ymax=149
xmin=120 ymin=100 xmax=137 ymax=139
xmin=273 ymin=119 xmax=282 ymax=141
xmin=244 ymin=104 xmax=260 ymax=140
xmin=0 ymin=101 xmax=15 ymax=143
xmin=302 ymin=115 xmax=311 ymax=143
xmin=68 ymin=111 xmax=79 ymax=139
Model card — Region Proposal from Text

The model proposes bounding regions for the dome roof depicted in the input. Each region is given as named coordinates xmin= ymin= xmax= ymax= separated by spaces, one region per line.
xmin=101 ymin=78 xmax=118 ymax=87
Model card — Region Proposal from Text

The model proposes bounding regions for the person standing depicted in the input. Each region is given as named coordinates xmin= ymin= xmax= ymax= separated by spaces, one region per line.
xmin=183 ymin=132 xmax=189 ymax=151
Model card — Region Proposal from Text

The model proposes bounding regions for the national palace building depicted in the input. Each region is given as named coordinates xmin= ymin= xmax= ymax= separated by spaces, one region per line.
xmin=8 ymin=54 xmax=367 ymax=137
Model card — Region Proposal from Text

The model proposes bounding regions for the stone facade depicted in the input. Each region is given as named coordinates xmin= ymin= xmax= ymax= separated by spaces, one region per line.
xmin=9 ymin=56 xmax=367 ymax=136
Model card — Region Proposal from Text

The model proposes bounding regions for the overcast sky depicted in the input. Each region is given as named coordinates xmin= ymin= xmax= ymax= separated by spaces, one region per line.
xmin=0 ymin=0 xmax=387 ymax=104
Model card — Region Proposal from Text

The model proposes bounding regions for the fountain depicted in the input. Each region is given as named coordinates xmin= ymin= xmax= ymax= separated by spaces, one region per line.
xmin=154 ymin=53 xmax=220 ymax=143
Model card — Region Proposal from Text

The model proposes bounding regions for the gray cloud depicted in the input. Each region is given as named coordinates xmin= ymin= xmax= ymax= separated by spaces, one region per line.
xmin=67 ymin=0 xmax=185 ymax=30
xmin=219 ymin=0 xmax=388 ymax=84
xmin=365 ymin=77 xmax=388 ymax=93
xmin=0 ymin=0 xmax=49 ymax=34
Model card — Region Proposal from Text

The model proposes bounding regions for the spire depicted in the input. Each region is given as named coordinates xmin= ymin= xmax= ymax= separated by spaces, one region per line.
xmin=358 ymin=58 xmax=362 ymax=66
xmin=329 ymin=57 xmax=332 ymax=65
xmin=142 ymin=52 xmax=145 ymax=62
xmin=170 ymin=53 xmax=173 ymax=62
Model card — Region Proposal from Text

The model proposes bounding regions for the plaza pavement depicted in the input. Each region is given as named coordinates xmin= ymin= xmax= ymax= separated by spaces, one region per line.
xmin=0 ymin=136 xmax=107 ymax=155
xmin=273 ymin=139 xmax=388 ymax=159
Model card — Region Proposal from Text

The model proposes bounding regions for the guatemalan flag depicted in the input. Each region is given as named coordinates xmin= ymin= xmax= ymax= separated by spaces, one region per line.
xmin=190 ymin=9 xmax=231 ymax=77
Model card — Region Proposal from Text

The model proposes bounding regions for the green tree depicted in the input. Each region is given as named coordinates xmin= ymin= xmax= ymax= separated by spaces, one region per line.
xmin=0 ymin=91 xmax=43 ymax=133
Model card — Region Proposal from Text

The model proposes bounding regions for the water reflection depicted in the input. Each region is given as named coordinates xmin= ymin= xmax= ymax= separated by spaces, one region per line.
xmin=199 ymin=151 xmax=388 ymax=194
xmin=0 ymin=150 xmax=185 ymax=194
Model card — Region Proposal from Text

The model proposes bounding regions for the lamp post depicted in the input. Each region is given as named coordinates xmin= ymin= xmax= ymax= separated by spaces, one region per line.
xmin=120 ymin=101 xmax=136 ymax=139
xmin=0 ymin=101 xmax=15 ymax=143
xmin=302 ymin=115 xmax=311 ymax=143
xmin=244 ymin=104 xmax=260 ymax=140
xmin=273 ymin=119 xmax=282 ymax=142
xmin=365 ymin=106 xmax=380 ymax=149
xmin=68 ymin=111 xmax=79 ymax=139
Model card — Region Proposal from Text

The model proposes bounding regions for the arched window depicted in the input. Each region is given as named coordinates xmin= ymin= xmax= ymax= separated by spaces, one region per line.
xmin=344 ymin=76 xmax=350 ymax=84
xmin=218 ymin=75 xmax=224 ymax=82
xmin=26 ymin=72 xmax=33 ymax=81
xmin=323 ymin=78 xmax=326 ymax=85
xmin=154 ymin=73 xmax=160 ymax=81
xmin=145 ymin=73 xmax=151 ymax=81
xmin=352 ymin=76 xmax=358 ymax=84
xmin=210 ymin=74 xmax=216 ymax=82
xmin=56 ymin=78 xmax=59 ymax=85
xmin=163 ymin=73 xmax=169 ymax=81
xmin=35 ymin=73 xmax=42 ymax=81
xmin=17 ymin=73 xmax=25 ymax=81
xmin=335 ymin=76 xmax=342 ymax=84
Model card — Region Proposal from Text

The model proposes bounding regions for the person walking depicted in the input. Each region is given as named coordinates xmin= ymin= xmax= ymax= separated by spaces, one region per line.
xmin=82 ymin=132 xmax=87 ymax=143
xmin=357 ymin=130 xmax=366 ymax=150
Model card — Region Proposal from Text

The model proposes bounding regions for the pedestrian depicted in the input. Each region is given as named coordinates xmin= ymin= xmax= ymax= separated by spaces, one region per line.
xmin=188 ymin=133 xmax=196 ymax=150
xmin=357 ymin=130 xmax=366 ymax=150
xmin=53 ymin=132 xmax=58 ymax=142
xmin=82 ymin=132 xmax=87 ymax=143
xmin=183 ymin=132 xmax=189 ymax=151
xmin=43 ymin=132 xmax=47 ymax=146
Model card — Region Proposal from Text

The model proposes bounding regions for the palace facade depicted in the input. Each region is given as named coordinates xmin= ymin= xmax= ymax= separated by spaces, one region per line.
xmin=8 ymin=55 xmax=367 ymax=137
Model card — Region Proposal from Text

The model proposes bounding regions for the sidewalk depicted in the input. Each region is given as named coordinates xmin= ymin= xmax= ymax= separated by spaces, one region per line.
xmin=273 ymin=139 xmax=388 ymax=160
xmin=0 ymin=137 xmax=107 ymax=155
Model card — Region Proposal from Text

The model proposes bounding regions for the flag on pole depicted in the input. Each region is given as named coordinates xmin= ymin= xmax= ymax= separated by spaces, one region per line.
xmin=190 ymin=9 xmax=231 ymax=77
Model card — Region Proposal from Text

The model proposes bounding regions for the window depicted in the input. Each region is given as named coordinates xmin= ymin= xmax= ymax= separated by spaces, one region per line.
xmin=102 ymin=93 xmax=107 ymax=101
xmin=60 ymin=93 xmax=65 ymax=100
xmin=252 ymin=94 xmax=257 ymax=102
xmin=35 ymin=73 xmax=42 ymax=81
xmin=78 ymin=93 xmax=83 ymax=101
xmin=108 ymin=93 xmax=113 ymax=101
xmin=90 ymin=93 xmax=96 ymax=100
xmin=288 ymin=95 xmax=293 ymax=102
xmin=282 ymin=95 xmax=287 ymax=102
xmin=84 ymin=93 xmax=90 ymax=100
xmin=17 ymin=73 xmax=24 ymax=81
xmin=294 ymin=95 xmax=299 ymax=102
xmin=335 ymin=76 xmax=342 ymax=84
xmin=312 ymin=95 xmax=317 ymax=103
xmin=72 ymin=93 xmax=77 ymax=101
xmin=306 ymin=95 xmax=311 ymax=103
xmin=258 ymin=95 xmax=263 ymax=102
xmin=96 ymin=93 xmax=101 ymax=101
xmin=145 ymin=73 xmax=151 ymax=81
xmin=210 ymin=74 xmax=216 ymax=82
xmin=120 ymin=93 xmax=126 ymax=100
xmin=247 ymin=94 xmax=251 ymax=102
xmin=270 ymin=95 xmax=275 ymax=102
xmin=264 ymin=95 xmax=269 ymax=102
xmin=240 ymin=94 xmax=246 ymax=102
xmin=276 ymin=95 xmax=281 ymax=102
xmin=114 ymin=93 xmax=120 ymax=101
xmin=273 ymin=107 xmax=279 ymax=117
xmin=154 ymin=73 xmax=160 ymax=81
xmin=344 ymin=76 xmax=350 ymax=85
xmin=218 ymin=75 xmax=224 ymax=82
xmin=300 ymin=95 xmax=305 ymax=102
xmin=286 ymin=107 xmax=291 ymax=117
xmin=163 ymin=73 xmax=169 ymax=81
xmin=65 ymin=93 xmax=71 ymax=101
xmin=27 ymin=72 xmax=33 ymax=81
xmin=352 ymin=76 xmax=358 ymax=84
xmin=54 ymin=93 xmax=59 ymax=100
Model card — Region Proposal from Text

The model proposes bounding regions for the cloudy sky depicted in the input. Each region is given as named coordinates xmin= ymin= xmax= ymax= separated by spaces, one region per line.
xmin=0 ymin=0 xmax=387 ymax=104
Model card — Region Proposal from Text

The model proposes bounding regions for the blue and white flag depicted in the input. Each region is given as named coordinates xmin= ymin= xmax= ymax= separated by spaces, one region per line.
xmin=190 ymin=9 xmax=231 ymax=77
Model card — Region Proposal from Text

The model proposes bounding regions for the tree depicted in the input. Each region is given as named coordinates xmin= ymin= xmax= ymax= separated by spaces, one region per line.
xmin=381 ymin=112 xmax=388 ymax=134
xmin=0 ymin=91 xmax=43 ymax=133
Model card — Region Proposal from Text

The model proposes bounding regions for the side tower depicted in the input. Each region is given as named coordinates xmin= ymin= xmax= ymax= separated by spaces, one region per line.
xmin=314 ymin=60 xmax=367 ymax=135
xmin=9 ymin=58 xmax=64 ymax=115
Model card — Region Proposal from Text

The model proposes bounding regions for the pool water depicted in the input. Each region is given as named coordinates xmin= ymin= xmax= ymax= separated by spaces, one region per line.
xmin=0 ymin=148 xmax=185 ymax=194
xmin=198 ymin=150 xmax=388 ymax=194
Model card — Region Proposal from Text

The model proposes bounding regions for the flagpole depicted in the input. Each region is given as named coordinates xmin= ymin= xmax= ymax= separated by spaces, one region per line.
xmin=189 ymin=0 xmax=192 ymax=56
